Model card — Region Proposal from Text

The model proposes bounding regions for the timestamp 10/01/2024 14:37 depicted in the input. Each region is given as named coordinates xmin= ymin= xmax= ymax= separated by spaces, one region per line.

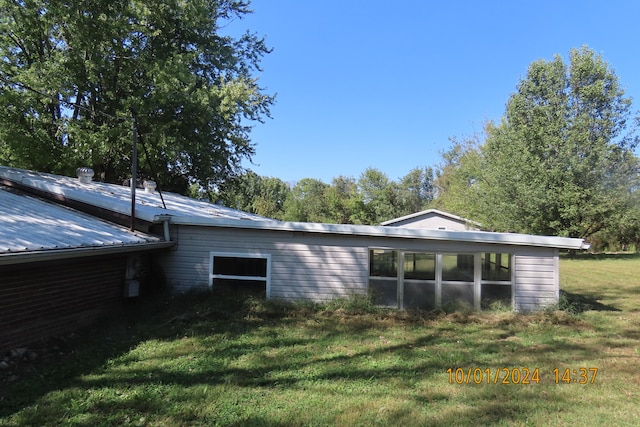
xmin=446 ymin=367 xmax=599 ymax=385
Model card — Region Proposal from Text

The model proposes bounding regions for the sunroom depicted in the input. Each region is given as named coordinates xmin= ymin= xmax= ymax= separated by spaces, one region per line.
xmin=369 ymin=249 xmax=513 ymax=310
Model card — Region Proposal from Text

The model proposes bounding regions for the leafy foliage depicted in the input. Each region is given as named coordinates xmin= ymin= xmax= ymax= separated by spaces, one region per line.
xmin=0 ymin=0 xmax=274 ymax=192
xmin=436 ymin=47 xmax=640 ymax=239
xmin=219 ymin=166 xmax=435 ymax=224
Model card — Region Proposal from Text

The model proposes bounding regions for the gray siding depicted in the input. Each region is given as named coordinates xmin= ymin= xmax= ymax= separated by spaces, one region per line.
xmin=158 ymin=226 xmax=369 ymax=301
xmin=386 ymin=215 xmax=469 ymax=231
xmin=159 ymin=224 xmax=561 ymax=310
xmin=514 ymin=248 xmax=559 ymax=311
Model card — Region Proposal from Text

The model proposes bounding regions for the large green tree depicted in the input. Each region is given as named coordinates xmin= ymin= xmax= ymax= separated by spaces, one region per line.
xmin=0 ymin=0 xmax=273 ymax=192
xmin=436 ymin=47 xmax=640 ymax=239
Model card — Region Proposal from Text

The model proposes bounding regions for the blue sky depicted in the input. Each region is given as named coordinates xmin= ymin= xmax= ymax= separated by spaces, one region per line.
xmin=225 ymin=0 xmax=640 ymax=184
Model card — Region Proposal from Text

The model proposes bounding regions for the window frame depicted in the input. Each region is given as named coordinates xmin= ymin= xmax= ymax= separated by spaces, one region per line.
xmin=368 ymin=248 xmax=514 ymax=311
xmin=209 ymin=252 xmax=271 ymax=296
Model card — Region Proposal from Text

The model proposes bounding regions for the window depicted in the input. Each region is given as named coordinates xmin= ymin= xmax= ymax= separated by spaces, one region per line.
xmin=369 ymin=249 xmax=398 ymax=306
xmin=403 ymin=252 xmax=436 ymax=309
xmin=481 ymin=253 xmax=512 ymax=309
xmin=209 ymin=252 xmax=271 ymax=296
xmin=482 ymin=253 xmax=511 ymax=281
xmin=369 ymin=249 xmax=513 ymax=311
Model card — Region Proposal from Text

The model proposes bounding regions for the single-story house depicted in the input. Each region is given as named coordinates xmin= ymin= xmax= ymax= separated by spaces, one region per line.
xmin=0 ymin=183 xmax=173 ymax=352
xmin=0 ymin=166 xmax=589 ymax=322
xmin=381 ymin=208 xmax=482 ymax=231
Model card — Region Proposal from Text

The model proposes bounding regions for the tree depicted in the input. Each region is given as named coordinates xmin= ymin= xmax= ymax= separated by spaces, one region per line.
xmin=354 ymin=168 xmax=399 ymax=224
xmin=397 ymin=166 xmax=435 ymax=214
xmin=436 ymin=47 xmax=640 ymax=239
xmin=0 ymin=0 xmax=273 ymax=193
xmin=218 ymin=170 xmax=290 ymax=219
xmin=282 ymin=178 xmax=331 ymax=223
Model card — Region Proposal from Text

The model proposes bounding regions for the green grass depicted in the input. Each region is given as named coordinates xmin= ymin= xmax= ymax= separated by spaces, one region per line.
xmin=2 ymin=254 xmax=640 ymax=426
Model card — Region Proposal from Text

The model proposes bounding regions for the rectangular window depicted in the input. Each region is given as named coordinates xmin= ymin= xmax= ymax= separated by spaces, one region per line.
xmin=441 ymin=254 xmax=474 ymax=282
xmin=209 ymin=252 xmax=270 ymax=296
xmin=481 ymin=253 xmax=511 ymax=281
xmin=368 ymin=249 xmax=513 ymax=311
xmin=369 ymin=249 xmax=398 ymax=306
xmin=404 ymin=252 xmax=435 ymax=280
xmin=481 ymin=253 xmax=512 ymax=309
xmin=369 ymin=249 xmax=397 ymax=277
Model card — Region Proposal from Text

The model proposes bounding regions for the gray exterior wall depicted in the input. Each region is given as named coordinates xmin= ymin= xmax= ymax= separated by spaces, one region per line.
xmin=157 ymin=224 xmax=561 ymax=311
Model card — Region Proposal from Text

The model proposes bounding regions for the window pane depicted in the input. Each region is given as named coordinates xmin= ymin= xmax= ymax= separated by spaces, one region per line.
xmin=369 ymin=278 xmax=397 ymax=307
xmin=481 ymin=253 xmax=511 ymax=281
xmin=441 ymin=283 xmax=474 ymax=308
xmin=481 ymin=284 xmax=512 ymax=309
xmin=213 ymin=257 xmax=267 ymax=277
xmin=404 ymin=281 xmax=436 ymax=310
xmin=404 ymin=253 xmax=435 ymax=280
xmin=442 ymin=254 xmax=474 ymax=282
xmin=369 ymin=249 xmax=397 ymax=277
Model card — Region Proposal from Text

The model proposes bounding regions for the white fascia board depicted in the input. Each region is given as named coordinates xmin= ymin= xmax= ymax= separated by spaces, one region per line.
xmin=166 ymin=216 xmax=588 ymax=250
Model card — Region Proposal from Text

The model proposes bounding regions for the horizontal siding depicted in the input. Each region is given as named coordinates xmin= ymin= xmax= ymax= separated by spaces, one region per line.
xmin=161 ymin=226 xmax=369 ymax=300
xmin=162 ymin=225 xmax=561 ymax=310
xmin=514 ymin=250 xmax=559 ymax=311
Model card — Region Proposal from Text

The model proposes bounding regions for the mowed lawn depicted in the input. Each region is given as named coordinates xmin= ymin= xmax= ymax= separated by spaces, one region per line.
xmin=1 ymin=254 xmax=639 ymax=426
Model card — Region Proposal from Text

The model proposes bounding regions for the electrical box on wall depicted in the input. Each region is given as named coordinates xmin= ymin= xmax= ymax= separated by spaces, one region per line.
xmin=124 ymin=279 xmax=140 ymax=298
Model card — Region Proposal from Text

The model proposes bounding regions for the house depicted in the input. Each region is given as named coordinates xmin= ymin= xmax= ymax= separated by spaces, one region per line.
xmin=0 ymin=166 xmax=589 ymax=330
xmin=0 ymin=183 xmax=173 ymax=352
xmin=381 ymin=208 xmax=481 ymax=231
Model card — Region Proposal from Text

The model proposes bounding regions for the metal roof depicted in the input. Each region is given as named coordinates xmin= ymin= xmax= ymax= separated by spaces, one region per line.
xmin=0 ymin=166 xmax=266 ymax=223
xmin=0 ymin=166 xmax=590 ymax=250
xmin=0 ymin=187 xmax=171 ymax=263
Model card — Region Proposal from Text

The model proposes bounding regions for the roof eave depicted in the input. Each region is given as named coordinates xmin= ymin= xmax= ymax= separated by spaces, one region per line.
xmin=167 ymin=217 xmax=587 ymax=250
xmin=0 ymin=240 xmax=175 ymax=266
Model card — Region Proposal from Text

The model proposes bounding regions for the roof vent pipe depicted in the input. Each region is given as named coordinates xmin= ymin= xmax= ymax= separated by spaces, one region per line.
xmin=144 ymin=180 xmax=157 ymax=193
xmin=76 ymin=167 xmax=94 ymax=184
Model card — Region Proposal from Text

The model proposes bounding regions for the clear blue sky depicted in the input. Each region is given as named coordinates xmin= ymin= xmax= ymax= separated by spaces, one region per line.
xmin=225 ymin=0 xmax=640 ymax=184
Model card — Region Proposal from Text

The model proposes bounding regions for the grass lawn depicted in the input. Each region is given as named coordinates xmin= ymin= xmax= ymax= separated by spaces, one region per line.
xmin=1 ymin=253 xmax=639 ymax=426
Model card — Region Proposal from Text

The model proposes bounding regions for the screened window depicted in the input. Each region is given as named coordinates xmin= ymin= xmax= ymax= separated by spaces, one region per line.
xmin=368 ymin=249 xmax=513 ymax=311
xmin=441 ymin=254 xmax=474 ymax=282
xmin=404 ymin=252 xmax=436 ymax=280
xmin=369 ymin=249 xmax=397 ymax=277
xmin=369 ymin=249 xmax=398 ymax=306
xmin=482 ymin=253 xmax=511 ymax=281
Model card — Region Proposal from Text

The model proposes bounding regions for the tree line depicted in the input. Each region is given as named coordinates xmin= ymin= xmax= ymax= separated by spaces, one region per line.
xmin=213 ymin=166 xmax=435 ymax=225
xmin=0 ymin=2 xmax=638 ymax=250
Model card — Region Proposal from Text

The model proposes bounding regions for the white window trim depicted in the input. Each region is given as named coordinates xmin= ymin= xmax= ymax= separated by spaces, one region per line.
xmin=368 ymin=249 xmax=514 ymax=311
xmin=209 ymin=252 xmax=271 ymax=297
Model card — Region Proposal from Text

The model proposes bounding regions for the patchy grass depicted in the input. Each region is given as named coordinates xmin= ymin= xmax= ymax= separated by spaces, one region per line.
xmin=1 ymin=255 xmax=640 ymax=426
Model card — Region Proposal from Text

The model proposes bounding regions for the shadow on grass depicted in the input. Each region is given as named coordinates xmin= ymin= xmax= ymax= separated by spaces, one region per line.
xmin=0 ymin=288 xmax=611 ymax=425
xmin=559 ymin=289 xmax=620 ymax=313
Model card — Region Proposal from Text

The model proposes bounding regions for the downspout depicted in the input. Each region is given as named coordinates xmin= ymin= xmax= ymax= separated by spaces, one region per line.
xmin=156 ymin=214 xmax=172 ymax=242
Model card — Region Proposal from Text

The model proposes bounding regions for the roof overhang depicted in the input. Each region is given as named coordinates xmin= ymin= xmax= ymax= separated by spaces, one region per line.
xmin=166 ymin=216 xmax=590 ymax=250
xmin=0 ymin=240 xmax=175 ymax=266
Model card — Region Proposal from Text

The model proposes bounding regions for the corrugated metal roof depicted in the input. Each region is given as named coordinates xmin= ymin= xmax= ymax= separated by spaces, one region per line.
xmin=0 ymin=166 xmax=267 ymax=223
xmin=0 ymin=187 xmax=163 ymax=254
